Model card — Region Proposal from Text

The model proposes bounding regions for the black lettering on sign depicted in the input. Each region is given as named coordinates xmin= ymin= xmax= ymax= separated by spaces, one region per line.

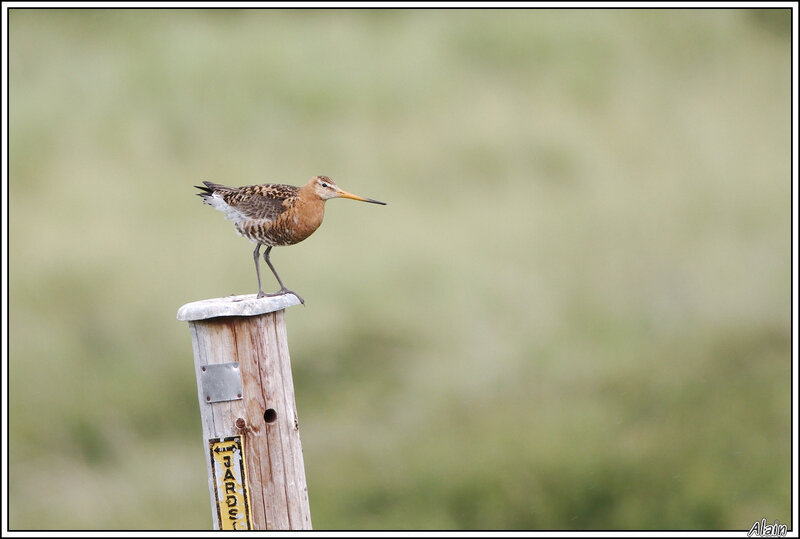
xmin=209 ymin=436 xmax=251 ymax=530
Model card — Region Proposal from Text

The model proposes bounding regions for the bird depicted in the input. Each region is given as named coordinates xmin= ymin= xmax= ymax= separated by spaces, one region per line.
xmin=195 ymin=175 xmax=386 ymax=304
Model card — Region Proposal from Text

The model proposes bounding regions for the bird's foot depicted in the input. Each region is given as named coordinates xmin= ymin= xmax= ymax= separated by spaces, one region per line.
xmin=257 ymin=288 xmax=305 ymax=305
xmin=280 ymin=288 xmax=305 ymax=305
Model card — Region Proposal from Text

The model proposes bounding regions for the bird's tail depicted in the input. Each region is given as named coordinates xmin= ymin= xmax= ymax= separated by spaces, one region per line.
xmin=194 ymin=180 xmax=227 ymax=203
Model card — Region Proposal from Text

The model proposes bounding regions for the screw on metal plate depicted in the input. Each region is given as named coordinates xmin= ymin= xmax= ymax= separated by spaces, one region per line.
xmin=200 ymin=362 xmax=243 ymax=403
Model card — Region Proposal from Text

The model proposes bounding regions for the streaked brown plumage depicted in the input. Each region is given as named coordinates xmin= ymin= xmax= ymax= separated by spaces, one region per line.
xmin=195 ymin=175 xmax=386 ymax=304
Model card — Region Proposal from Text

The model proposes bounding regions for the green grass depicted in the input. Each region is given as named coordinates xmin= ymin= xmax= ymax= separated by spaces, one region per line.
xmin=8 ymin=8 xmax=791 ymax=530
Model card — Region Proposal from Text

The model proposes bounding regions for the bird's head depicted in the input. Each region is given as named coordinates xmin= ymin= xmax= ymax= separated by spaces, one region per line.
xmin=309 ymin=176 xmax=386 ymax=205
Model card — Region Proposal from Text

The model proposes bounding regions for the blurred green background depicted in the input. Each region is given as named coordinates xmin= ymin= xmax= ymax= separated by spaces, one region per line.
xmin=8 ymin=8 xmax=791 ymax=530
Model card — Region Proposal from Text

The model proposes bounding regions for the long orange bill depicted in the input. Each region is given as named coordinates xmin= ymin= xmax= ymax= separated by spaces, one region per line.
xmin=336 ymin=188 xmax=387 ymax=205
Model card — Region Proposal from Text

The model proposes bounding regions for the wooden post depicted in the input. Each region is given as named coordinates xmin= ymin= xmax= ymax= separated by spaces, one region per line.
xmin=177 ymin=294 xmax=312 ymax=530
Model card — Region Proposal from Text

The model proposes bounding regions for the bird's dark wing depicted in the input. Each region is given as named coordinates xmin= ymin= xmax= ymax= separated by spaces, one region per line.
xmin=197 ymin=181 xmax=299 ymax=222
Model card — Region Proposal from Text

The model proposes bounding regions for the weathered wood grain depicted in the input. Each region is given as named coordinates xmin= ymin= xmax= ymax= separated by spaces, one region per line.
xmin=179 ymin=297 xmax=310 ymax=530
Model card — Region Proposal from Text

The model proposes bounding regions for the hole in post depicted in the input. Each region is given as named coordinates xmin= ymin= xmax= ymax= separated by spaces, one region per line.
xmin=264 ymin=408 xmax=277 ymax=424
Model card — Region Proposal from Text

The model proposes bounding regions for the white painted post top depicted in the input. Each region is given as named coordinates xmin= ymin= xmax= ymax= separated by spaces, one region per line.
xmin=177 ymin=293 xmax=302 ymax=322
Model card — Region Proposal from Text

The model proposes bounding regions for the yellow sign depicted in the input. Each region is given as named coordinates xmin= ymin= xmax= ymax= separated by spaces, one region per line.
xmin=209 ymin=436 xmax=252 ymax=530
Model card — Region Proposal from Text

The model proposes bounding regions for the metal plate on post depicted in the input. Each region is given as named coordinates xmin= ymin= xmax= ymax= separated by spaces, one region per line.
xmin=201 ymin=362 xmax=243 ymax=403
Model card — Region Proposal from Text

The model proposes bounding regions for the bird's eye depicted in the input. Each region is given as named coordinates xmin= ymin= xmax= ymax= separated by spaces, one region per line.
xmin=321 ymin=182 xmax=329 ymax=188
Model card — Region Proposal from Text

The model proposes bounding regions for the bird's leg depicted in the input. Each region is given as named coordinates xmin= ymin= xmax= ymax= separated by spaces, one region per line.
xmin=253 ymin=243 xmax=267 ymax=299
xmin=263 ymin=246 xmax=305 ymax=305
